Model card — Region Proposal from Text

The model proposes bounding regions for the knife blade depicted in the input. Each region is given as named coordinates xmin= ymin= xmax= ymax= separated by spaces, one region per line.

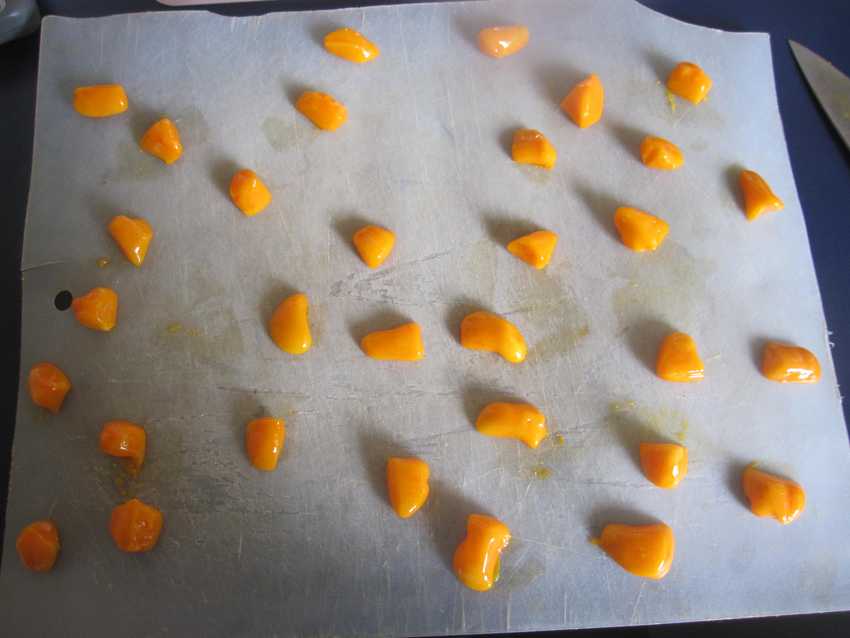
xmin=790 ymin=40 xmax=850 ymax=152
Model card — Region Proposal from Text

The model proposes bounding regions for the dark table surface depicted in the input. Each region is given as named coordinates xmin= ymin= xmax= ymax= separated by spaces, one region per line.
xmin=1 ymin=1 xmax=848 ymax=636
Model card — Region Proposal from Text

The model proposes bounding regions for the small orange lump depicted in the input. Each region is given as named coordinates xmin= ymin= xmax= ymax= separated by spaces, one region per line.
xmin=73 ymin=84 xmax=128 ymax=117
xmin=476 ymin=402 xmax=548 ymax=448
xmin=109 ymin=498 xmax=163 ymax=552
xmin=640 ymin=136 xmax=684 ymax=170
xmin=16 ymin=521 xmax=60 ymax=572
xmin=246 ymin=417 xmax=286 ymax=471
xmin=742 ymin=466 xmax=805 ymax=525
xmin=477 ymin=25 xmax=529 ymax=58
xmin=460 ymin=311 xmax=527 ymax=363
xmin=140 ymin=118 xmax=183 ymax=164
xmin=28 ymin=362 xmax=71 ymax=414
xmin=386 ymin=457 xmax=430 ymax=518
xmin=269 ymin=293 xmax=312 ymax=355
xmin=100 ymin=420 xmax=147 ymax=472
xmin=739 ymin=170 xmax=784 ymax=221
xmin=353 ymin=225 xmax=395 ymax=268
xmin=594 ymin=523 xmax=675 ymax=579
xmin=666 ymin=62 xmax=712 ymax=104
xmin=614 ymin=207 xmax=669 ymax=252
xmin=511 ymin=129 xmax=557 ymax=169
xmin=361 ymin=322 xmax=425 ymax=361
xmin=761 ymin=342 xmax=820 ymax=383
xmin=656 ymin=332 xmax=704 ymax=382
xmin=108 ymin=215 xmax=153 ymax=267
xmin=230 ymin=169 xmax=272 ymax=216
xmin=639 ymin=443 xmax=688 ymax=488
xmin=453 ymin=514 xmax=511 ymax=591
xmin=507 ymin=230 xmax=558 ymax=269
xmin=561 ymin=74 xmax=604 ymax=129
xmin=71 ymin=287 xmax=118 ymax=332
xmin=324 ymin=27 xmax=380 ymax=63
xmin=296 ymin=91 xmax=348 ymax=131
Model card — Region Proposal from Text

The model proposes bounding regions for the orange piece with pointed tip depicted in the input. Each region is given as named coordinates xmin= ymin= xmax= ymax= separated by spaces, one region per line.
xmin=656 ymin=332 xmax=704 ymax=382
xmin=230 ymin=169 xmax=272 ymax=216
xmin=386 ymin=457 xmax=430 ymax=518
xmin=100 ymin=420 xmax=147 ymax=471
xmin=245 ymin=417 xmax=286 ymax=471
xmin=353 ymin=225 xmax=395 ymax=268
xmin=561 ymin=74 xmax=604 ymax=128
xmin=460 ymin=311 xmax=527 ymax=363
xmin=640 ymin=136 xmax=684 ymax=170
xmin=742 ymin=466 xmax=805 ymax=525
xmin=108 ymin=215 xmax=153 ymax=267
xmin=140 ymin=118 xmax=183 ymax=164
xmin=28 ymin=362 xmax=71 ymax=414
xmin=511 ymin=129 xmax=557 ymax=169
xmin=666 ymin=62 xmax=712 ymax=104
xmin=269 ymin=293 xmax=312 ymax=355
xmin=16 ymin=521 xmax=60 ymax=572
xmin=453 ymin=514 xmax=511 ymax=591
xmin=109 ymin=498 xmax=163 ymax=552
xmin=72 ymin=287 xmax=118 ymax=332
xmin=739 ymin=170 xmax=784 ymax=221
xmin=761 ymin=341 xmax=820 ymax=383
xmin=476 ymin=402 xmax=548 ymax=448
xmin=73 ymin=84 xmax=128 ymax=117
xmin=477 ymin=25 xmax=529 ymax=58
xmin=507 ymin=230 xmax=558 ymax=269
xmin=614 ymin=207 xmax=669 ymax=252
xmin=639 ymin=443 xmax=688 ymax=488
xmin=594 ymin=523 xmax=675 ymax=579
xmin=296 ymin=91 xmax=348 ymax=131
xmin=324 ymin=27 xmax=380 ymax=63
xmin=361 ymin=322 xmax=425 ymax=361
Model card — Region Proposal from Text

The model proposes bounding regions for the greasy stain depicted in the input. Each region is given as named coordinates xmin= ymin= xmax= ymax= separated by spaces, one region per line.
xmin=174 ymin=106 xmax=211 ymax=146
xmin=107 ymin=140 xmax=163 ymax=182
xmin=607 ymin=400 xmax=689 ymax=444
xmin=96 ymin=257 xmax=110 ymax=268
xmin=517 ymin=164 xmax=553 ymax=185
xmin=262 ymin=116 xmax=297 ymax=152
xmin=665 ymin=88 xmax=677 ymax=113
xmin=554 ymin=433 xmax=565 ymax=447
xmin=499 ymin=554 xmax=546 ymax=591
xmin=531 ymin=465 xmax=552 ymax=480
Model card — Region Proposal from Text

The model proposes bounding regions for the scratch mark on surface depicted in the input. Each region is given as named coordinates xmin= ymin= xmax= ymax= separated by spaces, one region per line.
xmin=630 ymin=581 xmax=647 ymax=623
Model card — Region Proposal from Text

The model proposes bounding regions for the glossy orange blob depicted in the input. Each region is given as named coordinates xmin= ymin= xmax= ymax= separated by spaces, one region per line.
xmin=361 ymin=322 xmax=424 ymax=361
xmin=511 ymin=129 xmax=557 ymax=169
xmin=666 ymin=62 xmax=712 ymax=104
xmin=761 ymin=342 xmax=820 ymax=383
xmin=386 ymin=457 xmax=430 ymax=518
xmin=296 ymin=91 xmax=348 ymax=131
xmin=739 ymin=170 xmax=784 ymax=221
xmin=230 ymin=169 xmax=272 ymax=216
xmin=656 ymin=332 xmax=705 ymax=382
xmin=353 ymin=225 xmax=396 ymax=268
xmin=108 ymin=215 xmax=153 ymax=267
xmin=28 ymin=362 xmax=71 ymax=414
xmin=140 ymin=118 xmax=183 ymax=164
xmin=477 ymin=25 xmax=529 ymax=58
xmin=639 ymin=443 xmax=688 ymax=488
xmin=507 ymin=230 xmax=558 ymax=269
xmin=476 ymin=402 xmax=548 ymax=448
xmin=561 ymin=74 xmax=604 ymax=128
xmin=594 ymin=523 xmax=675 ymax=579
xmin=742 ymin=466 xmax=805 ymax=525
xmin=100 ymin=420 xmax=147 ymax=471
xmin=614 ymin=207 xmax=669 ymax=252
xmin=109 ymin=498 xmax=163 ymax=553
xmin=245 ymin=417 xmax=286 ymax=471
xmin=71 ymin=287 xmax=118 ymax=332
xmin=16 ymin=521 xmax=60 ymax=572
xmin=460 ymin=311 xmax=527 ymax=363
xmin=324 ymin=27 xmax=380 ymax=63
xmin=640 ymin=136 xmax=683 ymax=170
xmin=269 ymin=293 xmax=312 ymax=355
xmin=453 ymin=514 xmax=511 ymax=591
xmin=73 ymin=84 xmax=128 ymax=117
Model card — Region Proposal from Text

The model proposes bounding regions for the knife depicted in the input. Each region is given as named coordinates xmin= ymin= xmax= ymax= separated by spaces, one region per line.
xmin=790 ymin=40 xmax=850 ymax=152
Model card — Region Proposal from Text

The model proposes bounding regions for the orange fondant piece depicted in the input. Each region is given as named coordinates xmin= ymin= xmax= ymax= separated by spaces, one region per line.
xmin=100 ymin=420 xmax=147 ymax=471
xmin=296 ymin=91 xmax=348 ymax=131
xmin=324 ymin=28 xmax=380 ymax=63
xmin=561 ymin=74 xmax=604 ymax=128
xmin=386 ymin=457 xmax=430 ymax=518
xmin=353 ymin=225 xmax=395 ymax=268
xmin=16 ymin=521 xmax=60 ymax=572
xmin=140 ymin=118 xmax=183 ymax=164
xmin=656 ymin=332 xmax=704 ymax=382
xmin=361 ymin=322 xmax=425 ymax=361
xmin=639 ymin=443 xmax=688 ymax=488
xmin=614 ymin=207 xmax=669 ymax=252
xmin=109 ymin=498 xmax=163 ymax=552
xmin=742 ymin=466 xmax=805 ymax=525
xmin=507 ymin=230 xmax=558 ymax=269
xmin=269 ymin=293 xmax=312 ymax=355
xmin=460 ymin=311 xmax=526 ymax=363
xmin=761 ymin=342 xmax=820 ymax=383
xmin=594 ymin=523 xmax=675 ymax=579
xmin=666 ymin=62 xmax=712 ymax=104
xmin=28 ymin=362 xmax=71 ymax=414
xmin=73 ymin=84 xmax=128 ymax=117
xmin=453 ymin=514 xmax=511 ymax=591
xmin=108 ymin=215 xmax=153 ymax=267
xmin=230 ymin=169 xmax=272 ymax=216
xmin=511 ymin=129 xmax=557 ymax=169
xmin=477 ymin=25 xmax=529 ymax=58
xmin=739 ymin=170 xmax=784 ymax=221
xmin=640 ymin=136 xmax=683 ymax=170
xmin=476 ymin=402 xmax=548 ymax=448
xmin=71 ymin=287 xmax=118 ymax=332
xmin=246 ymin=417 xmax=286 ymax=471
